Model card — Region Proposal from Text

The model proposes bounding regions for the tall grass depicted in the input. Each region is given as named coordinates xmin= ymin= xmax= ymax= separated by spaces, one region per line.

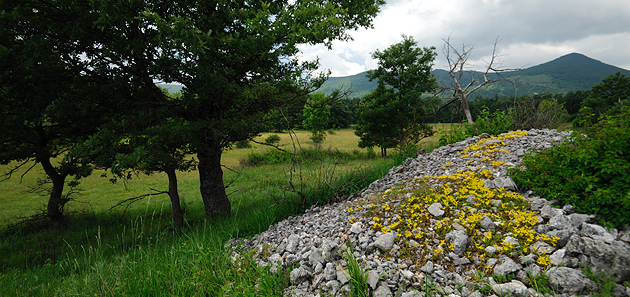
xmin=0 ymin=128 xmax=419 ymax=296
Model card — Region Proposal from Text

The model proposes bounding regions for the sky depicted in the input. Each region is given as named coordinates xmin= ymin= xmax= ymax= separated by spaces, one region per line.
xmin=297 ymin=0 xmax=630 ymax=77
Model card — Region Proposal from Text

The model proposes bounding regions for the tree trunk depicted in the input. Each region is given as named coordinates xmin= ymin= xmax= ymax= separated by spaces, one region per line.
xmin=460 ymin=93 xmax=475 ymax=126
xmin=39 ymin=158 xmax=66 ymax=229
xmin=197 ymin=142 xmax=231 ymax=219
xmin=165 ymin=168 xmax=184 ymax=230
xmin=381 ymin=147 xmax=387 ymax=157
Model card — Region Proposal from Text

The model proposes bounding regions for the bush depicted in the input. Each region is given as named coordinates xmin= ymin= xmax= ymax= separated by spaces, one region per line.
xmin=509 ymin=107 xmax=630 ymax=228
xmin=438 ymin=123 xmax=470 ymax=147
xmin=474 ymin=107 xmax=514 ymax=136
xmin=510 ymin=98 xmax=568 ymax=130
xmin=438 ymin=107 xmax=513 ymax=147
xmin=264 ymin=134 xmax=281 ymax=145
xmin=235 ymin=139 xmax=252 ymax=149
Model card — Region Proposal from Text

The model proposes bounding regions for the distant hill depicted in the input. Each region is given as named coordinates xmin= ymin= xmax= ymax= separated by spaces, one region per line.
xmin=318 ymin=53 xmax=630 ymax=98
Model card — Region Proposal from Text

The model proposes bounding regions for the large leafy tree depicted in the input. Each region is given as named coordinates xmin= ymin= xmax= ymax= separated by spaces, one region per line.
xmin=137 ymin=0 xmax=385 ymax=219
xmin=0 ymin=1 xmax=132 ymax=228
xmin=355 ymin=35 xmax=438 ymax=156
xmin=2 ymin=0 xmax=386 ymax=222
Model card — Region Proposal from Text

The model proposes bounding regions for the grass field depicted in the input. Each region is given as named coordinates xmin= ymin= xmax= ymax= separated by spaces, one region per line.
xmin=0 ymin=128 xmax=443 ymax=226
xmin=0 ymin=127 xmax=446 ymax=296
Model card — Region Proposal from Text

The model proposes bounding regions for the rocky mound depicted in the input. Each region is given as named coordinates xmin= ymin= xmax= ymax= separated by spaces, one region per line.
xmin=230 ymin=129 xmax=630 ymax=297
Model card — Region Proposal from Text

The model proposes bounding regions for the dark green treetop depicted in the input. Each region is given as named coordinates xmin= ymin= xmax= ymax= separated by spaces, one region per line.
xmin=355 ymin=35 xmax=438 ymax=156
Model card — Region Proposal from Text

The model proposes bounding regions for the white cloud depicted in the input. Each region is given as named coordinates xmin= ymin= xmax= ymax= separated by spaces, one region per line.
xmin=299 ymin=0 xmax=630 ymax=76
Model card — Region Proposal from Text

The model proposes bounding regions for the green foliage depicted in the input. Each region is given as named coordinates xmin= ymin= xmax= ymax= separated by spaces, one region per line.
xmin=438 ymin=123 xmax=470 ymax=147
xmin=438 ymin=107 xmax=514 ymax=146
xmin=303 ymin=92 xmax=332 ymax=148
xmin=581 ymin=71 xmax=630 ymax=117
xmin=582 ymin=267 xmax=617 ymax=297
xmin=243 ymin=148 xmax=377 ymax=167
xmin=342 ymin=245 xmax=369 ymax=297
xmin=235 ymin=140 xmax=253 ymax=149
xmin=509 ymin=107 xmax=630 ymax=228
xmin=265 ymin=134 xmax=282 ymax=145
xmin=355 ymin=35 xmax=437 ymax=156
xmin=474 ymin=107 xmax=514 ymax=135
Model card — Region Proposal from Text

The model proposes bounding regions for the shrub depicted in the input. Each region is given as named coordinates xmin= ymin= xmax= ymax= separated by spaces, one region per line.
xmin=474 ymin=107 xmax=514 ymax=136
xmin=438 ymin=107 xmax=513 ymax=147
xmin=235 ymin=139 xmax=252 ymax=149
xmin=509 ymin=107 xmax=630 ymax=228
xmin=264 ymin=134 xmax=281 ymax=145
xmin=438 ymin=122 xmax=470 ymax=147
xmin=510 ymin=98 xmax=568 ymax=130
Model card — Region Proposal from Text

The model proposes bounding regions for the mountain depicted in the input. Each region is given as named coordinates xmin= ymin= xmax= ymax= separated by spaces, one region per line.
xmin=318 ymin=53 xmax=630 ymax=98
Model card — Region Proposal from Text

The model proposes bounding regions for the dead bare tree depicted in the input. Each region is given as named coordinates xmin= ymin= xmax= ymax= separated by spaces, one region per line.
xmin=437 ymin=36 xmax=520 ymax=126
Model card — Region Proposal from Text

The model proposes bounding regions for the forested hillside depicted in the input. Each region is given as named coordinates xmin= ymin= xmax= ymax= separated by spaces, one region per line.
xmin=315 ymin=53 xmax=630 ymax=98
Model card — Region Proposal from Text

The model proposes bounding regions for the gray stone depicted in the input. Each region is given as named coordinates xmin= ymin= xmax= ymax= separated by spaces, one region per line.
xmin=493 ymin=177 xmax=518 ymax=191
xmin=336 ymin=269 xmax=349 ymax=284
xmin=492 ymin=280 xmax=529 ymax=297
xmin=323 ymin=262 xmax=337 ymax=281
xmin=314 ymin=262 xmax=323 ymax=274
xmin=523 ymin=264 xmax=541 ymax=278
xmin=420 ymin=261 xmax=434 ymax=274
xmin=325 ymin=280 xmax=341 ymax=295
xmin=549 ymin=249 xmax=566 ymax=266
xmin=565 ymin=234 xmax=630 ymax=282
xmin=401 ymin=269 xmax=415 ymax=281
xmin=445 ymin=230 xmax=468 ymax=255
xmin=373 ymin=283 xmax=393 ymax=297
xmin=401 ymin=291 xmax=422 ymax=297
xmin=613 ymin=284 xmax=630 ymax=297
xmin=546 ymin=267 xmax=591 ymax=294
xmin=286 ymin=234 xmax=300 ymax=253
xmin=290 ymin=266 xmax=312 ymax=285
xmin=546 ymin=228 xmax=574 ymax=248
xmin=548 ymin=214 xmax=571 ymax=230
xmin=493 ymin=255 xmax=523 ymax=276
xmin=484 ymin=246 xmax=497 ymax=255
xmin=520 ymin=253 xmax=537 ymax=265
xmin=308 ymin=249 xmax=324 ymax=267
xmin=503 ymin=236 xmax=520 ymax=247
xmin=408 ymin=239 xmax=420 ymax=248
xmin=268 ymin=253 xmax=283 ymax=273
xmin=374 ymin=232 xmax=396 ymax=251
xmin=532 ymin=241 xmax=555 ymax=254
xmin=350 ymin=222 xmax=363 ymax=234
xmin=562 ymin=204 xmax=577 ymax=215
xmin=581 ymin=222 xmax=616 ymax=243
xmin=428 ymin=203 xmax=445 ymax=217
xmin=540 ymin=204 xmax=563 ymax=220
xmin=321 ymin=239 xmax=341 ymax=261
xmin=480 ymin=215 xmax=496 ymax=230
xmin=367 ymin=270 xmax=380 ymax=290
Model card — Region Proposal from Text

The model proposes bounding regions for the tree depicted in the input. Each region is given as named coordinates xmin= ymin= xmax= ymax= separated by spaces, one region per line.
xmin=3 ymin=0 xmax=386 ymax=222
xmin=355 ymin=35 xmax=437 ymax=156
xmin=438 ymin=37 xmax=519 ymax=127
xmin=581 ymin=71 xmax=630 ymax=116
xmin=302 ymin=92 xmax=331 ymax=149
xmin=140 ymin=0 xmax=385 ymax=219
xmin=0 ymin=1 xmax=135 ymax=228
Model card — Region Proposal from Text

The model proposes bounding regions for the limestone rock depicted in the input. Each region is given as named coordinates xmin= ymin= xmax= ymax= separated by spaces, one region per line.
xmin=374 ymin=232 xmax=396 ymax=251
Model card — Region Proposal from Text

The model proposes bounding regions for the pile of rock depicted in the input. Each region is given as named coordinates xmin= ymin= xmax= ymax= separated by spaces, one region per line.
xmin=229 ymin=129 xmax=630 ymax=297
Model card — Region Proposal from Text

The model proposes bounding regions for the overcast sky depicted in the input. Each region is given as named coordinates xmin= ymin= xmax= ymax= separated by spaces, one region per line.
xmin=298 ymin=0 xmax=630 ymax=77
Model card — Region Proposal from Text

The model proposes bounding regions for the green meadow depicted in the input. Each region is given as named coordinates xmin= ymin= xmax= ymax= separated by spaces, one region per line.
xmin=0 ymin=128 xmax=442 ymax=296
